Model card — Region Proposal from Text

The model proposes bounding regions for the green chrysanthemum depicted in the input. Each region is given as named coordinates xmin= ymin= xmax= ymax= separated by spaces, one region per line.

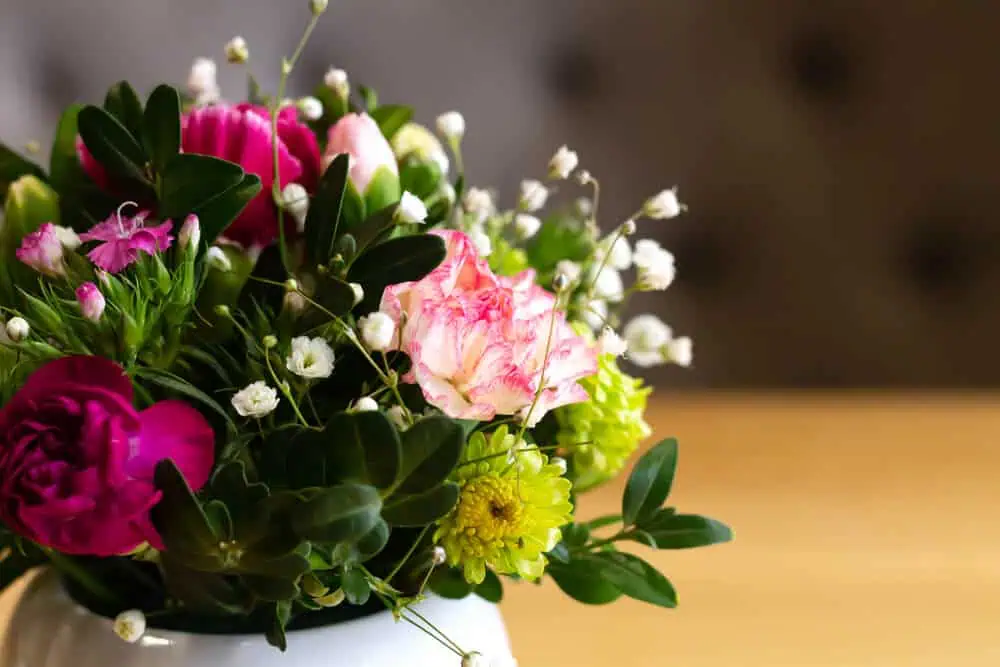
xmin=555 ymin=351 xmax=652 ymax=491
xmin=434 ymin=426 xmax=573 ymax=584
xmin=488 ymin=237 xmax=530 ymax=277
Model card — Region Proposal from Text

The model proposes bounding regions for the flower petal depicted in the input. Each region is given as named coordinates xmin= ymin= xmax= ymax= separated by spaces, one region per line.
xmin=131 ymin=401 xmax=215 ymax=490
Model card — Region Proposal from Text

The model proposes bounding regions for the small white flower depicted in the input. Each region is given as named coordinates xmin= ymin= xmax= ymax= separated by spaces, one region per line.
xmin=353 ymin=396 xmax=379 ymax=412
xmin=462 ymin=652 xmax=490 ymax=667
xmin=579 ymin=298 xmax=607 ymax=331
xmin=232 ymin=381 xmax=280 ymax=418
xmin=349 ymin=282 xmax=364 ymax=306
xmin=4 ymin=317 xmax=29 ymax=342
xmin=462 ymin=187 xmax=494 ymax=224
xmin=621 ymin=218 xmax=637 ymax=236
xmin=386 ymin=405 xmax=409 ymax=430
xmin=224 ymin=36 xmax=249 ymax=64
xmin=179 ymin=215 xmax=201 ymax=249
xmin=187 ymin=57 xmax=220 ymax=105
xmin=206 ymin=246 xmax=232 ymax=272
xmin=281 ymin=183 xmax=310 ymax=231
xmin=643 ymin=187 xmax=684 ymax=219
xmin=436 ymin=111 xmax=466 ymax=141
xmin=575 ymin=170 xmax=594 ymax=186
xmin=622 ymin=315 xmax=672 ymax=367
xmin=324 ymin=67 xmax=350 ymax=99
xmin=513 ymin=214 xmax=541 ymax=240
xmin=358 ymin=312 xmax=396 ymax=352
xmin=431 ymin=545 xmax=448 ymax=566
xmin=632 ymin=239 xmax=676 ymax=291
xmin=555 ymin=260 xmax=582 ymax=285
xmin=286 ymin=336 xmax=336 ymax=379
xmin=54 ymin=225 xmax=81 ymax=250
xmin=548 ymin=145 xmax=579 ymax=180
xmin=666 ymin=336 xmax=693 ymax=368
xmin=598 ymin=327 xmax=628 ymax=357
xmin=518 ymin=179 xmax=549 ymax=212
xmin=309 ymin=0 xmax=328 ymax=15
xmin=594 ymin=236 xmax=632 ymax=272
xmin=298 ymin=96 xmax=323 ymax=121
xmin=575 ymin=197 xmax=593 ymax=217
xmin=590 ymin=266 xmax=624 ymax=302
xmin=469 ymin=228 xmax=492 ymax=257
xmin=396 ymin=191 xmax=428 ymax=224
xmin=113 ymin=609 xmax=146 ymax=644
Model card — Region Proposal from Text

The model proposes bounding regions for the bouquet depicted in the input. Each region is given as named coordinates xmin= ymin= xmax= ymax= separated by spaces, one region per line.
xmin=0 ymin=1 xmax=730 ymax=659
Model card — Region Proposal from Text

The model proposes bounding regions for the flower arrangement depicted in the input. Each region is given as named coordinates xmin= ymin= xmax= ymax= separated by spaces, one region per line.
xmin=0 ymin=2 xmax=729 ymax=659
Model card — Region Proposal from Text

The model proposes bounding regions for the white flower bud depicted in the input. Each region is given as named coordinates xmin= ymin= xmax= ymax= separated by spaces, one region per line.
xmin=575 ymin=170 xmax=594 ymax=186
xmin=353 ymin=396 xmax=379 ymax=412
xmin=281 ymin=183 xmax=310 ymax=231
xmin=5 ymin=317 xmax=29 ymax=342
xmin=187 ymin=58 xmax=220 ymax=105
xmin=667 ymin=336 xmax=693 ymax=368
xmin=349 ymin=282 xmax=364 ymax=306
xmin=462 ymin=652 xmax=490 ymax=667
xmin=632 ymin=239 xmax=676 ymax=291
xmin=178 ymin=215 xmax=201 ymax=250
xmin=431 ymin=545 xmax=447 ymax=566
xmin=643 ymin=187 xmax=683 ymax=219
xmin=622 ymin=315 xmax=672 ymax=368
xmin=297 ymin=96 xmax=323 ymax=121
xmin=206 ymin=246 xmax=232 ymax=272
xmin=395 ymin=191 xmax=428 ymax=224
xmin=550 ymin=456 xmax=568 ymax=475
xmin=468 ymin=229 xmax=492 ymax=257
xmin=513 ymin=214 xmax=541 ymax=240
xmin=54 ymin=225 xmax=81 ymax=250
xmin=286 ymin=336 xmax=335 ymax=379
xmin=387 ymin=405 xmax=409 ymax=430
xmin=462 ymin=187 xmax=494 ymax=224
xmin=358 ymin=312 xmax=396 ymax=352
xmin=231 ymin=381 xmax=280 ymax=418
xmin=518 ymin=179 xmax=549 ymax=212
xmin=621 ymin=219 xmax=637 ymax=236
xmin=575 ymin=197 xmax=593 ymax=217
xmin=552 ymin=272 xmax=572 ymax=293
xmin=224 ymin=36 xmax=249 ymax=64
xmin=309 ymin=0 xmax=328 ymax=15
xmin=113 ymin=609 xmax=146 ymax=643
xmin=436 ymin=111 xmax=465 ymax=141
xmin=548 ymin=145 xmax=579 ymax=180
xmin=440 ymin=181 xmax=457 ymax=204
xmin=599 ymin=235 xmax=632 ymax=271
xmin=554 ymin=260 xmax=581 ymax=285
xmin=590 ymin=266 xmax=625 ymax=303
xmin=598 ymin=327 xmax=627 ymax=357
xmin=324 ymin=68 xmax=350 ymax=99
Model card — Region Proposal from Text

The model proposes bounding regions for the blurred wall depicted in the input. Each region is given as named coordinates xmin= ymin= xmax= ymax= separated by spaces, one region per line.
xmin=1 ymin=0 xmax=998 ymax=388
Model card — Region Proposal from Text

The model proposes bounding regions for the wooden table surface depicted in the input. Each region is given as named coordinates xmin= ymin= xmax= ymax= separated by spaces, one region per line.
xmin=501 ymin=394 xmax=1000 ymax=667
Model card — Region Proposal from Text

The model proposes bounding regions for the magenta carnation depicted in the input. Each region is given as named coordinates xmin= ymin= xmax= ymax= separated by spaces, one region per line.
xmin=0 ymin=356 xmax=215 ymax=556
xmin=79 ymin=209 xmax=174 ymax=273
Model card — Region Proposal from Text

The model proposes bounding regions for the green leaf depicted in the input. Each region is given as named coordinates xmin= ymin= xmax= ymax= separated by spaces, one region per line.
xmin=591 ymin=552 xmax=677 ymax=608
xmin=562 ymin=523 xmax=591 ymax=548
xmin=345 ymin=518 xmax=391 ymax=563
xmin=142 ymin=84 xmax=181 ymax=174
xmin=245 ymin=574 xmax=300 ymax=603
xmin=291 ymin=483 xmax=382 ymax=543
xmin=583 ymin=514 xmax=623 ymax=531
xmin=369 ymin=104 xmax=413 ymax=141
xmin=637 ymin=512 xmax=733 ymax=550
xmin=49 ymin=105 xmax=83 ymax=191
xmin=159 ymin=153 xmax=245 ymax=219
xmin=240 ymin=550 xmax=311 ymax=578
xmin=430 ymin=567 xmax=473 ymax=600
xmin=475 ymin=569 xmax=504 ymax=603
xmin=203 ymin=500 xmax=234 ymax=541
xmin=313 ymin=275 xmax=357 ymax=318
xmin=151 ymin=459 xmax=221 ymax=563
xmin=103 ymin=81 xmax=144 ymax=141
xmin=396 ymin=416 xmax=465 ymax=495
xmin=135 ymin=366 xmax=235 ymax=430
xmin=348 ymin=202 xmax=399 ymax=256
xmin=348 ymin=235 xmax=447 ymax=314
xmin=548 ymin=559 xmax=622 ymax=605
xmin=327 ymin=411 xmax=401 ymax=490
xmin=622 ymin=438 xmax=678 ymax=526
xmin=161 ymin=555 xmax=254 ymax=615
xmin=265 ymin=600 xmax=292 ymax=651
xmin=195 ymin=173 xmax=262 ymax=247
xmin=342 ymin=567 xmax=371 ymax=605
xmin=77 ymin=105 xmax=149 ymax=184
xmin=0 ymin=143 xmax=47 ymax=199
xmin=305 ymin=153 xmax=348 ymax=263
xmin=382 ymin=482 xmax=459 ymax=526
xmin=359 ymin=85 xmax=378 ymax=112
xmin=0 ymin=537 xmax=47 ymax=591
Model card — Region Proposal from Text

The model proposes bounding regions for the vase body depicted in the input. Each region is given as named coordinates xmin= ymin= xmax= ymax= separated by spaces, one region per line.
xmin=0 ymin=571 xmax=514 ymax=667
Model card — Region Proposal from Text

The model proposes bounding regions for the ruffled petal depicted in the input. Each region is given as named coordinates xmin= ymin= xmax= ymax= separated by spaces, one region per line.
xmin=131 ymin=400 xmax=215 ymax=490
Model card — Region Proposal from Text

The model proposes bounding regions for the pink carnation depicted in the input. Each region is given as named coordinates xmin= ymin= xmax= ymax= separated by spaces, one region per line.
xmin=380 ymin=230 xmax=597 ymax=426
xmin=79 ymin=209 xmax=173 ymax=274
xmin=15 ymin=223 xmax=66 ymax=277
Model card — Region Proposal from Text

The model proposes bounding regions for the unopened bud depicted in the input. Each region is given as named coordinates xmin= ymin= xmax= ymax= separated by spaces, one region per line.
xmin=179 ymin=214 xmax=201 ymax=249
xmin=298 ymin=96 xmax=323 ymax=122
xmin=262 ymin=335 xmax=278 ymax=349
xmin=224 ymin=36 xmax=249 ymax=64
xmin=284 ymin=278 xmax=299 ymax=293
xmin=4 ymin=317 xmax=29 ymax=342
xmin=324 ymin=68 xmax=350 ymax=100
xmin=309 ymin=0 xmax=328 ymax=15
xmin=431 ymin=546 xmax=447 ymax=566
xmin=552 ymin=273 xmax=572 ymax=293
xmin=213 ymin=304 xmax=231 ymax=317
xmin=621 ymin=219 xmax=637 ymax=236
xmin=349 ymin=282 xmax=364 ymax=305
xmin=206 ymin=246 xmax=232 ymax=272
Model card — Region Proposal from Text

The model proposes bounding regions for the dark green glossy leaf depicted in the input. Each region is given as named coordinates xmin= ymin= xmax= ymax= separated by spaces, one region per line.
xmin=0 ymin=143 xmax=46 ymax=197
xmin=195 ymin=174 xmax=262 ymax=247
xmin=77 ymin=105 xmax=149 ymax=183
xmin=245 ymin=574 xmax=300 ymax=602
xmin=622 ymin=438 xmax=678 ymax=526
xmin=203 ymin=500 xmax=234 ymax=542
xmin=342 ymin=567 xmax=370 ymax=605
xmin=548 ymin=559 xmax=622 ymax=605
xmin=161 ymin=555 xmax=254 ymax=615
xmin=240 ymin=550 xmax=311 ymax=578
xmin=475 ymin=569 xmax=504 ymax=603
xmin=291 ymin=483 xmax=382 ymax=543
xmin=382 ymin=482 xmax=459 ymax=526
xmin=151 ymin=459 xmax=220 ymax=559
xmin=396 ymin=416 xmax=465 ymax=495
xmin=430 ymin=567 xmax=473 ymax=600
xmin=562 ymin=523 xmax=591 ymax=548
xmin=142 ymin=84 xmax=181 ymax=174
xmin=369 ymin=104 xmax=413 ymax=140
xmin=547 ymin=542 xmax=570 ymax=564
xmin=305 ymin=153 xmax=348 ymax=263
xmin=327 ymin=411 xmax=401 ymax=490
xmin=103 ymin=81 xmax=144 ymax=141
xmin=584 ymin=514 xmax=623 ymax=531
xmin=265 ymin=600 xmax=292 ymax=651
xmin=349 ymin=202 xmax=398 ymax=255
xmin=637 ymin=512 xmax=733 ymax=550
xmin=313 ymin=274 xmax=357 ymax=318
xmin=591 ymin=551 xmax=677 ymax=608
xmin=353 ymin=518 xmax=391 ymax=562
xmin=160 ymin=153 xmax=245 ymax=219
xmin=348 ymin=234 xmax=446 ymax=315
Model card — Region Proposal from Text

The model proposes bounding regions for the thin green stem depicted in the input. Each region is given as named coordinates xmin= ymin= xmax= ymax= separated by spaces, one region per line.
xmin=406 ymin=607 xmax=466 ymax=655
xmin=263 ymin=350 xmax=315 ymax=429
xmin=386 ymin=525 xmax=431 ymax=585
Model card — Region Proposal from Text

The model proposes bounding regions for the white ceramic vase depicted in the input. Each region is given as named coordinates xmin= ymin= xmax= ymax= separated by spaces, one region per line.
xmin=0 ymin=571 xmax=514 ymax=667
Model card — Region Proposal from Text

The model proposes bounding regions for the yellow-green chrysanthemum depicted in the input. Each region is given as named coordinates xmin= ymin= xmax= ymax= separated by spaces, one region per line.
xmin=434 ymin=426 xmax=573 ymax=584
xmin=488 ymin=237 xmax=530 ymax=277
xmin=555 ymin=350 xmax=652 ymax=491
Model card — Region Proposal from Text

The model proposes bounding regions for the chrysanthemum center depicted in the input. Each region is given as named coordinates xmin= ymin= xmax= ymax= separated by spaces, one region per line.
xmin=453 ymin=476 xmax=524 ymax=546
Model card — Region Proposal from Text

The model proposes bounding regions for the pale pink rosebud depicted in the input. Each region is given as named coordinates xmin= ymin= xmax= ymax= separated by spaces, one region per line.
xmin=321 ymin=113 xmax=399 ymax=194
xmin=15 ymin=223 xmax=66 ymax=277
xmin=75 ymin=282 xmax=106 ymax=322
xmin=179 ymin=215 xmax=201 ymax=249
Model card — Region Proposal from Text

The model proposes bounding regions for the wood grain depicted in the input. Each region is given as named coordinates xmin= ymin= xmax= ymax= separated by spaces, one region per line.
xmin=501 ymin=394 xmax=1000 ymax=666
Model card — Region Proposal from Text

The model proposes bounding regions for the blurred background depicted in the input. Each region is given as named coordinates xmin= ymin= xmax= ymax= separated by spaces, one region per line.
xmin=3 ymin=0 xmax=998 ymax=388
